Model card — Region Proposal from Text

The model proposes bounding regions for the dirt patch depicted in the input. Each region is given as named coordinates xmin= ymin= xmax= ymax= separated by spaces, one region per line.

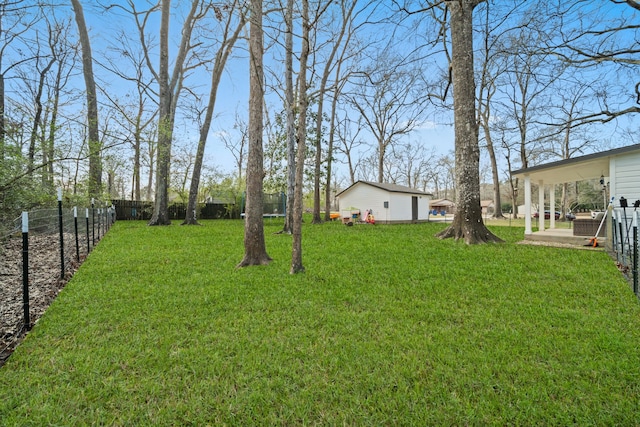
xmin=1 ymin=233 xmax=84 ymax=366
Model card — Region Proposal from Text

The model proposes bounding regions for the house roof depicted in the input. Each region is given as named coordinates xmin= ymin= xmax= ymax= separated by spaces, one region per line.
xmin=480 ymin=200 xmax=494 ymax=208
xmin=430 ymin=198 xmax=455 ymax=207
xmin=336 ymin=180 xmax=433 ymax=197
xmin=511 ymin=143 xmax=640 ymax=184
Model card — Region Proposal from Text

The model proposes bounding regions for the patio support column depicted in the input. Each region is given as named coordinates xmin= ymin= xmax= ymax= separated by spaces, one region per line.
xmin=549 ymin=185 xmax=556 ymax=229
xmin=524 ymin=175 xmax=532 ymax=235
xmin=538 ymin=180 xmax=545 ymax=232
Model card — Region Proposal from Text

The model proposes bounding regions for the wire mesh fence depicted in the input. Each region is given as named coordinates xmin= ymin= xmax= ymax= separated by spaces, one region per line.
xmin=610 ymin=205 xmax=639 ymax=297
xmin=0 ymin=199 xmax=113 ymax=365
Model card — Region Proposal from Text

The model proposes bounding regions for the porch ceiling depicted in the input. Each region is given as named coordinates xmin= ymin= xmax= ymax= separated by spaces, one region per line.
xmin=512 ymin=157 xmax=609 ymax=185
xmin=511 ymin=143 xmax=640 ymax=185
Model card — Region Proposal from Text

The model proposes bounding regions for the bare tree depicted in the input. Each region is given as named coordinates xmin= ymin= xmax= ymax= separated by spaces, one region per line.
xmin=183 ymin=1 xmax=247 ymax=225
xmin=347 ymin=51 xmax=428 ymax=183
xmin=171 ymin=142 xmax=195 ymax=202
xmin=550 ymin=0 xmax=640 ymax=124
xmin=393 ymin=141 xmax=438 ymax=189
xmin=541 ymin=76 xmax=601 ymax=216
xmin=290 ymin=0 xmax=310 ymax=274
xmin=141 ymin=0 xmax=208 ymax=226
xmin=475 ymin=2 xmax=513 ymax=219
xmin=25 ymin=29 xmax=56 ymax=178
xmin=494 ymin=10 xmax=565 ymax=218
xmin=43 ymin=17 xmax=78 ymax=191
xmin=0 ymin=1 xmax=40 ymax=171
xmin=436 ymin=0 xmax=501 ymax=244
xmin=71 ymin=0 xmax=102 ymax=197
xmin=309 ymin=0 xmax=357 ymax=224
xmin=324 ymin=67 xmax=347 ymax=219
xmin=238 ymin=0 xmax=272 ymax=267
xmin=100 ymin=28 xmax=158 ymax=201
xmin=282 ymin=0 xmax=296 ymax=233
xmin=334 ymin=111 xmax=365 ymax=184
xmin=219 ymin=111 xmax=248 ymax=187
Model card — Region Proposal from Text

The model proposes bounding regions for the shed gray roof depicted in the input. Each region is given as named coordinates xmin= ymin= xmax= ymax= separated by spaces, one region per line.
xmin=337 ymin=180 xmax=433 ymax=197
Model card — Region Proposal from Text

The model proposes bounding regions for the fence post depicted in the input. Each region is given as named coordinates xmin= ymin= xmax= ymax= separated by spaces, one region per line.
xmin=86 ymin=208 xmax=90 ymax=254
xmin=618 ymin=217 xmax=625 ymax=256
xmin=97 ymin=208 xmax=101 ymax=241
xmin=58 ymin=188 xmax=65 ymax=280
xmin=91 ymin=198 xmax=95 ymax=247
xmin=633 ymin=211 xmax=638 ymax=296
xmin=22 ymin=212 xmax=30 ymax=329
xmin=74 ymin=207 xmax=80 ymax=261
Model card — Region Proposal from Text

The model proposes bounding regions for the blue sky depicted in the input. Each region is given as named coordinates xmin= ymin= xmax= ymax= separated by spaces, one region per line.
xmin=78 ymin=1 xmax=458 ymax=186
xmin=4 ymin=0 xmax=637 ymax=196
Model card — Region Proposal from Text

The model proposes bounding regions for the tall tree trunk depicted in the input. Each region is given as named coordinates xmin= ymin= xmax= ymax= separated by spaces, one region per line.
xmin=291 ymin=0 xmax=309 ymax=274
xmin=147 ymin=0 xmax=202 ymax=225
xmin=184 ymin=4 xmax=245 ymax=225
xmin=324 ymin=86 xmax=339 ymax=221
xmin=0 ymin=74 xmax=5 ymax=169
xmin=147 ymin=140 xmax=155 ymax=201
xmin=45 ymin=85 xmax=58 ymax=190
xmin=283 ymin=0 xmax=296 ymax=234
xmin=436 ymin=0 xmax=501 ymax=244
xmin=28 ymin=56 xmax=55 ymax=177
xmin=71 ymin=0 xmax=101 ymax=198
xmin=149 ymin=0 xmax=172 ymax=226
xmin=318 ymin=0 xmax=357 ymax=222
xmin=312 ymin=98 xmax=323 ymax=223
xmin=484 ymin=130 xmax=504 ymax=218
xmin=377 ymin=143 xmax=386 ymax=183
xmin=238 ymin=0 xmax=271 ymax=267
xmin=133 ymin=132 xmax=141 ymax=200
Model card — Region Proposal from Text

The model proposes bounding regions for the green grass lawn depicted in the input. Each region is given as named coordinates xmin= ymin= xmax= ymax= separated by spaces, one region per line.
xmin=1 ymin=219 xmax=639 ymax=425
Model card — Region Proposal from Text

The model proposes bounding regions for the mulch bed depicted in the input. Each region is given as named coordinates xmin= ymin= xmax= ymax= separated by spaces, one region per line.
xmin=1 ymin=233 xmax=81 ymax=366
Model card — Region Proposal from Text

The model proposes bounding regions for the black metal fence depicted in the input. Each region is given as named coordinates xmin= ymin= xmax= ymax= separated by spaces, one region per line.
xmin=610 ymin=204 xmax=639 ymax=297
xmin=0 ymin=197 xmax=113 ymax=364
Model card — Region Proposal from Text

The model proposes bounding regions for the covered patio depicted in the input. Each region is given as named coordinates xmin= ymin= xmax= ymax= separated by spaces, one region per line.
xmin=509 ymin=145 xmax=640 ymax=244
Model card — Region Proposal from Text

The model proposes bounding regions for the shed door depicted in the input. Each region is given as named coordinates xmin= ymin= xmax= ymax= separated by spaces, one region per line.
xmin=412 ymin=196 xmax=418 ymax=221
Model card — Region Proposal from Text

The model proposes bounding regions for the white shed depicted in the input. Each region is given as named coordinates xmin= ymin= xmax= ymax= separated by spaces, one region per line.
xmin=511 ymin=143 xmax=640 ymax=235
xmin=336 ymin=181 xmax=433 ymax=224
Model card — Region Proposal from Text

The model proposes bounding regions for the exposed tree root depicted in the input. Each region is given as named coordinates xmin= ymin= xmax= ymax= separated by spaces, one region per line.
xmin=181 ymin=219 xmax=200 ymax=226
xmin=436 ymin=223 xmax=504 ymax=244
xmin=290 ymin=264 xmax=305 ymax=274
xmin=236 ymin=255 xmax=273 ymax=268
xmin=148 ymin=219 xmax=171 ymax=226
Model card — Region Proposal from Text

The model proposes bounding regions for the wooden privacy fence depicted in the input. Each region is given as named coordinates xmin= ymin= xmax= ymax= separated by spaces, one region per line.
xmin=113 ymin=192 xmax=287 ymax=221
xmin=111 ymin=200 xmax=236 ymax=221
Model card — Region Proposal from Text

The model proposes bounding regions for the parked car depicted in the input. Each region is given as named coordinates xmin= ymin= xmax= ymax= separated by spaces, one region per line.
xmin=565 ymin=212 xmax=576 ymax=221
xmin=533 ymin=210 xmax=560 ymax=220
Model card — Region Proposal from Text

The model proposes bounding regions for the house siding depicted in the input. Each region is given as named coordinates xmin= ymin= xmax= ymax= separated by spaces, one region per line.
xmin=613 ymin=152 xmax=640 ymax=202
xmin=339 ymin=184 xmax=386 ymax=221
xmin=338 ymin=182 xmax=431 ymax=223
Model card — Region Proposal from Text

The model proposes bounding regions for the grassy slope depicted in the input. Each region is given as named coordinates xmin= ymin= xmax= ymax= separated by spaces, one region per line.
xmin=1 ymin=220 xmax=638 ymax=425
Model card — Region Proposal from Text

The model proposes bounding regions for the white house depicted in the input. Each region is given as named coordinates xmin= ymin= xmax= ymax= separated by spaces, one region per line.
xmin=430 ymin=198 xmax=455 ymax=214
xmin=336 ymin=181 xmax=433 ymax=224
xmin=511 ymin=143 xmax=640 ymax=235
